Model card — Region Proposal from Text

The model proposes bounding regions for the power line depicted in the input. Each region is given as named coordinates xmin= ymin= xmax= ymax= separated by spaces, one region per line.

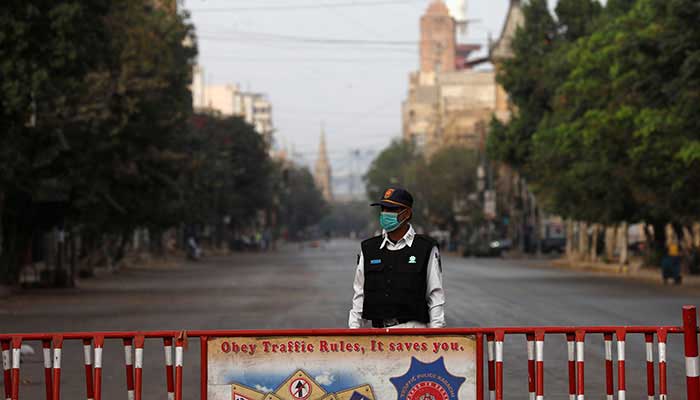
xmin=188 ymin=0 xmax=423 ymax=13
xmin=196 ymin=30 xmax=416 ymax=46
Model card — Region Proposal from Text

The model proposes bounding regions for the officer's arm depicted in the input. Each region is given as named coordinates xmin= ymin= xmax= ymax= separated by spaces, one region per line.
xmin=348 ymin=250 xmax=365 ymax=329
xmin=426 ymin=245 xmax=446 ymax=328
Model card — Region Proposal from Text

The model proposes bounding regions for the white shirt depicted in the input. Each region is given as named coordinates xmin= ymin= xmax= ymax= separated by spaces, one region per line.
xmin=348 ymin=224 xmax=446 ymax=328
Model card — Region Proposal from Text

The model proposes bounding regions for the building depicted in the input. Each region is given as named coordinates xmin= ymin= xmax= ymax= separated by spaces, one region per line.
xmin=402 ymin=0 xmax=493 ymax=155
xmin=314 ymin=129 xmax=333 ymax=202
xmin=191 ymin=67 xmax=275 ymax=145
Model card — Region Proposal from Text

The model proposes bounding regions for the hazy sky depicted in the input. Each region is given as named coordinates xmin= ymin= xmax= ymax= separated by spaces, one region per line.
xmin=182 ymin=1 xmax=556 ymax=175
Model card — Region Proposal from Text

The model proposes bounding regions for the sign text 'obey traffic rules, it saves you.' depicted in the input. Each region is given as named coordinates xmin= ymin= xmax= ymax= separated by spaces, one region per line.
xmin=208 ymin=335 xmax=476 ymax=400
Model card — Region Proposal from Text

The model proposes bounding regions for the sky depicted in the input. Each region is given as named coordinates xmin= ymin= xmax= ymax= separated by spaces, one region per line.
xmin=181 ymin=0 xmax=557 ymax=194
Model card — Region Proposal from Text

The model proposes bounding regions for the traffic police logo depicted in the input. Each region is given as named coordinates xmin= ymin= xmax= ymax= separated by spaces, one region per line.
xmin=408 ymin=256 xmax=417 ymax=264
xmin=389 ymin=357 xmax=466 ymax=400
xmin=384 ymin=189 xmax=395 ymax=199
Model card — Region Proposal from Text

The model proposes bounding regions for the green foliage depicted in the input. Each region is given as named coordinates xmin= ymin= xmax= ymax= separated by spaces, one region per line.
xmin=277 ymin=164 xmax=327 ymax=240
xmin=488 ymin=0 xmax=700 ymax=249
xmin=364 ymin=141 xmax=481 ymax=231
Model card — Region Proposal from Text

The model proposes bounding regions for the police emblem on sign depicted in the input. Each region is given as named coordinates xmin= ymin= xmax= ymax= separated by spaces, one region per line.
xmin=390 ymin=357 xmax=465 ymax=400
xmin=289 ymin=377 xmax=311 ymax=400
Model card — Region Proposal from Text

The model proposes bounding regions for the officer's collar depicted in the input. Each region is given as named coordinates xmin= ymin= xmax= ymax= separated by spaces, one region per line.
xmin=380 ymin=224 xmax=415 ymax=249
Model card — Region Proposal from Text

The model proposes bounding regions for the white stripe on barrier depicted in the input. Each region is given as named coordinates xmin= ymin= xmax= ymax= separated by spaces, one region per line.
xmin=606 ymin=395 xmax=613 ymax=400
xmin=527 ymin=340 xmax=534 ymax=361
xmin=646 ymin=342 xmax=653 ymax=362
xmin=84 ymin=344 xmax=92 ymax=365
xmin=53 ymin=348 xmax=62 ymax=369
xmin=617 ymin=341 xmax=626 ymax=361
xmin=95 ymin=347 xmax=103 ymax=369
xmin=495 ymin=341 xmax=503 ymax=363
xmin=686 ymin=355 xmax=699 ymax=377
xmin=2 ymin=350 xmax=9 ymax=370
xmin=489 ymin=391 xmax=495 ymax=400
xmin=536 ymin=396 xmax=543 ymax=400
xmin=135 ymin=348 xmax=143 ymax=369
xmin=124 ymin=345 xmax=133 ymax=366
xmin=569 ymin=395 xmax=575 ymax=400
xmin=529 ymin=392 xmax=535 ymax=400
xmin=659 ymin=343 xmax=666 ymax=363
xmin=618 ymin=390 xmax=626 ymax=400
xmin=168 ymin=393 xmax=175 ymax=400
xmin=536 ymin=341 xmax=544 ymax=362
xmin=660 ymin=394 xmax=667 ymax=400
xmin=605 ymin=340 xmax=612 ymax=361
xmin=576 ymin=394 xmax=584 ymax=400
xmin=176 ymin=346 xmax=183 ymax=367
xmin=127 ymin=390 xmax=135 ymax=400
xmin=576 ymin=342 xmax=584 ymax=362
xmin=12 ymin=348 xmax=20 ymax=369
xmin=43 ymin=348 xmax=51 ymax=369
xmin=164 ymin=345 xmax=173 ymax=366
xmin=488 ymin=341 xmax=494 ymax=361
xmin=648 ymin=395 xmax=654 ymax=400
xmin=568 ymin=341 xmax=575 ymax=361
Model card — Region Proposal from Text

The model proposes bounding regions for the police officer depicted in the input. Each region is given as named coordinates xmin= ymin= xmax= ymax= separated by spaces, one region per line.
xmin=348 ymin=187 xmax=445 ymax=329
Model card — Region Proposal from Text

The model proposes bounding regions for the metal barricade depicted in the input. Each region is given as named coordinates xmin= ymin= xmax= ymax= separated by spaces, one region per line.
xmin=1 ymin=305 xmax=698 ymax=400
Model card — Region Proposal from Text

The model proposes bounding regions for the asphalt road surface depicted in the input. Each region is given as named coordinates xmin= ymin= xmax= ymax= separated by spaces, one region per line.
xmin=4 ymin=239 xmax=698 ymax=399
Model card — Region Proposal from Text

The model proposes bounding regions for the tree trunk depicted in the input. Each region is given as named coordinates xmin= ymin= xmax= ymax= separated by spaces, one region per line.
xmin=605 ymin=225 xmax=617 ymax=262
xmin=566 ymin=220 xmax=575 ymax=260
xmin=579 ymin=221 xmax=589 ymax=261
xmin=0 ymin=191 xmax=34 ymax=285
xmin=619 ymin=222 xmax=629 ymax=266
xmin=590 ymin=224 xmax=600 ymax=262
xmin=650 ymin=221 xmax=667 ymax=267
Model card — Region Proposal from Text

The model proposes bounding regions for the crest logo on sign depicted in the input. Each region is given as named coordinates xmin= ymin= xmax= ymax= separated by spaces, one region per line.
xmin=390 ymin=357 xmax=465 ymax=400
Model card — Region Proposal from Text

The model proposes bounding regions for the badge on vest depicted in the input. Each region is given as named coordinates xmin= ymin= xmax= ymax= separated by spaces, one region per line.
xmin=370 ymin=259 xmax=382 ymax=265
xmin=408 ymin=255 xmax=417 ymax=264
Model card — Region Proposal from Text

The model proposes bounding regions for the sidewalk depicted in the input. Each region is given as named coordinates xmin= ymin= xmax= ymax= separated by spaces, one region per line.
xmin=550 ymin=257 xmax=700 ymax=288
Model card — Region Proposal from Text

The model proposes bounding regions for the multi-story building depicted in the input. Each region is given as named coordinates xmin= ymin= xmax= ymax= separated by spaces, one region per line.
xmin=401 ymin=0 xmax=493 ymax=155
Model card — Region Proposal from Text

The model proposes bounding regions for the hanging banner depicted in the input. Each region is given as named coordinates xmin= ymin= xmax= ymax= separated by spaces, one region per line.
xmin=208 ymin=334 xmax=476 ymax=400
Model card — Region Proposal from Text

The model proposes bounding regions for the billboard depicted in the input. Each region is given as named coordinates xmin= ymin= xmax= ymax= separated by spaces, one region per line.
xmin=208 ymin=335 xmax=476 ymax=400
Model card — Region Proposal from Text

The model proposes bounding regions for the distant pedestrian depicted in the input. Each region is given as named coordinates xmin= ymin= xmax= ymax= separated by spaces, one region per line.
xmin=348 ymin=187 xmax=445 ymax=329
xmin=662 ymin=241 xmax=682 ymax=285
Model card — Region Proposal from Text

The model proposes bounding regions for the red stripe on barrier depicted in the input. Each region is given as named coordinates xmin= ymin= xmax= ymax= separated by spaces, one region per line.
xmin=683 ymin=306 xmax=699 ymax=400
xmin=604 ymin=333 xmax=613 ymax=400
xmin=200 ymin=336 xmax=208 ymax=400
xmin=163 ymin=338 xmax=175 ymax=400
xmin=175 ymin=337 xmax=185 ymax=400
xmin=527 ymin=333 xmax=535 ymax=400
xmin=575 ymin=330 xmax=585 ymax=400
xmin=616 ymin=329 xmax=626 ymax=400
xmin=134 ymin=336 xmax=144 ymax=400
xmin=10 ymin=337 xmax=20 ymax=400
xmin=646 ymin=333 xmax=655 ymax=400
xmin=52 ymin=336 xmax=63 ymax=400
xmin=93 ymin=336 xmax=104 ymax=400
xmin=658 ymin=328 xmax=668 ymax=400
xmin=487 ymin=334 xmax=495 ymax=400
xmin=495 ymin=330 xmax=504 ymax=400
xmin=476 ymin=333 xmax=484 ymax=400
xmin=42 ymin=340 xmax=53 ymax=400
xmin=123 ymin=338 xmax=134 ymax=400
xmin=535 ymin=331 xmax=544 ymax=400
xmin=567 ymin=333 xmax=575 ymax=400
xmin=2 ymin=340 xmax=10 ymax=400
xmin=82 ymin=339 xmax=94 ymax=400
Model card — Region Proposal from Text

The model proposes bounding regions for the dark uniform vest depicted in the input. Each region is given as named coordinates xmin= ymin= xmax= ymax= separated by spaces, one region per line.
xmin=361 ymin=234 xmax=437 ymax=322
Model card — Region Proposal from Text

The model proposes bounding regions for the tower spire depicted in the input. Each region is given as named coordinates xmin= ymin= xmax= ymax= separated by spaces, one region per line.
xmin=314 ymin=124 xmax=333 ymax=202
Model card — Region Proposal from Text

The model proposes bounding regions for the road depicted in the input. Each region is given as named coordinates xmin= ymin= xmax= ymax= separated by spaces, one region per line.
xmin=4 ymin=239 xmax=697 ymax=399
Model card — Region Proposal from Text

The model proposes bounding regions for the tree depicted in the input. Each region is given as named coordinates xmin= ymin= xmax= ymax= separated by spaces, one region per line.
xmin=277 ymin=165 xmax=327 ymax=240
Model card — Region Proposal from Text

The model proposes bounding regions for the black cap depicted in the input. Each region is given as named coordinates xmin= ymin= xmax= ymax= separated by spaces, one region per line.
xmin=371 ymin=187 xmax=413 ymax=209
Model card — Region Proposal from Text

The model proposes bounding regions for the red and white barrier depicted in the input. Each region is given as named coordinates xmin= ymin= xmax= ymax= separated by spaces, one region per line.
xmin=123 ymin=338 xmax=135 ymax=400
xmin=93 ymin=336 xmax=104 ymax=400
xmin=164 ymin=338 xmax=175 ymax=400
xmin=487 ymin=334 xmax=495 ymax=400
xmin=658 ymin=329 xmax=668 ymax=400
xmin=567 ymin=333 xmax=575 ymax=400
xmin=2 ymin=341 xmax=10 ymax=400
xmin=52 ymin=336 xmax=63 ymax=400
xmin=175 ymin=337 xmax=185 ymax=400
xmin=617 ymin=330 xmax=626 ymax=400
xmin=575 ymin=331 xmax=584 ymax=400
xmin=604 ymin=333 xmax=613 ymax=400
xmin=535 ymin=331 xmax=544 ymax=400
xmin=82 ymin=339 xmax=94 ymax=400
xmin=645 ymin=333 xmax=655 ymax=400
xmin=684 ymin=306 xmax=699 ymax=400
xmin=527 ymin=334 xmax=535 ymax=400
